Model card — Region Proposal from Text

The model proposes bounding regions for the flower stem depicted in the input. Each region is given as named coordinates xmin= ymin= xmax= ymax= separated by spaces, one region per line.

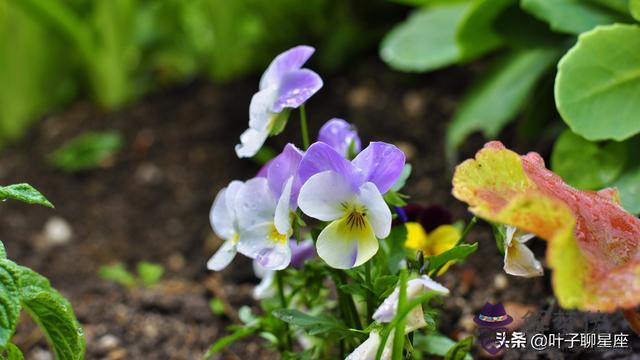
xmin=364 ymin=261 xmax=375 ymax=321
xmin=391 ymin=269 xmax=408 ymax=360
xmin=299 ymin=105 xmax=310 ymax=150
xmin=276 ymin=271 xmax=292 ymax=351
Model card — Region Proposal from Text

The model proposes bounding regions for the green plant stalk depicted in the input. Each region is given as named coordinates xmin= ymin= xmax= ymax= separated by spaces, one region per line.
xmin=375 ymin=291 xmax=437 ymax=360
xmin=275 ymin=271 xmax=292 ymax=351
xmin=300 ymin=104 xmax=310 ymax=150
xmin=330 ymin=270 xmax=363 ymax=330
xmin=391 ymin=269 xmax=407 ymax=360
xmin=364 ymin=261 xmax=375 ymax=322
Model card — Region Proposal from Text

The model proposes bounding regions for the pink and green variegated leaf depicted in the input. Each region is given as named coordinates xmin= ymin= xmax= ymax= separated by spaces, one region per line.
xmin=453 ymin=141 xmax=640 ymax=311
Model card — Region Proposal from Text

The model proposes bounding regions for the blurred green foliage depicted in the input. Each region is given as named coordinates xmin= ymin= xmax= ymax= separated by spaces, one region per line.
xmin=0 ymin=0 xmax=397 ymax=145
xmin=48 ymin=131 xmax=123 ymax=172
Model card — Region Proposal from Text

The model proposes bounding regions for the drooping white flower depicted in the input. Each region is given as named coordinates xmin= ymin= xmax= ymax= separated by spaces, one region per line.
xmin=503 ymin=225 xmax=543 ymax=277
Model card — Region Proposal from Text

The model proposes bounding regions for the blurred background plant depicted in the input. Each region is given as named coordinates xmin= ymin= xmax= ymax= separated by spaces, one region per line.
xmin=0 ymin=0 xmax=399 ymax=146
xmin=381 ymin=0 xmax=640 ymax=214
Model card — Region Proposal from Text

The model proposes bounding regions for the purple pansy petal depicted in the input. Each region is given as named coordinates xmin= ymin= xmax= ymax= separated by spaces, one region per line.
xmin=298 ymin=142 xmax=361 ymax=187
xmin=256 ymin=160 xmax=271 ymax=178
xmin=289 ymin=239 xmax=316 ymax=268
xmin=272 ymin=69 xmax=323 ymax=112
xmin=352 ymin=142 xmax=406 ymax=194
xmin=318 ymin=118 xmax=362 ymax=157
xmin=260 ymin=45 xmax=315 ymax=90
xmin=267 ymin=143 xmax=304 ymax=199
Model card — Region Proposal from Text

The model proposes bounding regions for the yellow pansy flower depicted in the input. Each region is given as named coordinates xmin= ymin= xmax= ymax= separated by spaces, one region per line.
xmin=404 ymin=222 xmax=461 ymax=275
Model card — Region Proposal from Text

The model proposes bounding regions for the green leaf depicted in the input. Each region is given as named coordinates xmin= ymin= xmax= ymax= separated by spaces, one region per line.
xmin=380 ymin=3 xmax=469 ymax=72
xmin=425 ymin=243 xmax=478 ymax=273
xmin=444 ymin=336 xmax=474 ymax=360
xmin=551 ymin=130 xmax=628 ymax=189
xmin=413 ymin=333 xmax=472 ymax=360
xmin=385 ymin=224 xmax=408 ymax=274
xmin=17 ymin=266 xmax=85 ymax=360
xmin=0 ymin=261 xmax=21 ymax=348
xmin=455 ymin=0 xmax=515 ymax=60
xmin=0 ymin=243 xmax=7 ymax=260
xmin=522 ymin=0 xmax=626 ymax=34
xmin=632 ymin=0 xmax=640 ymax=21
xmin=0 ymin=343 xmax=24 ymax=360
xmin=384 ymin=190 xmax=408 ymax=206
xmin=48 ymin=131 xmax=123 ymax=172
xmin=98 ymin=263 xmax=136 ymax=288
xmin=0 ymin=184 xmax=53 ymax=208
xmin=136 ymin=261 xmax=164 ymax=287
xmin=271 ymin=309 xmax=350 ymax=337
xmin=268 ymin=109 xmax=291 ymax=136
xmin=391 ymin=164 xmax=412 ymax=192
xmin=556 ymin=24 xmax=640 ymax=141
xmin=208 ymin=298 xmax=226 ymax=316
xmin=612 ymin=163 xmax=640 ymax=214
xmin=204 ymin=326 xmax=258 ymax=358
xmin=447 ymin=47 xmax=560 ymax=150
xmin=491 ymin=223 xmax=507 ymax=255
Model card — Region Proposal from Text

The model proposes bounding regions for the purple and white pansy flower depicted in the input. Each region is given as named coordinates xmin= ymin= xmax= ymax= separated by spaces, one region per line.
xmin=318 ymin=118 xmax=361 ymax=158
xmin=297 ymin=141 xmax=405 ymax=269
xmin=236 ymin=46 xmax=323 ymax=158
xmin=207 ymin=180 xmax=245 ymax=271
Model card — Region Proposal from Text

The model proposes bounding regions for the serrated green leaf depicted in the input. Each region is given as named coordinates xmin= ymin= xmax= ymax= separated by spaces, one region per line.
xmin=551 ymin=130 xmax=628 ymax=189
xmin=380 ymin=4 xmax=469 ymax=72
xmin=444 ymin=336 xmax=474 ymax=360
xmin=447 ymin=47 xmax=559 ymax=150
xmin=522 ymin=0 xmax=626 ymax=34
xmin=48 ymin=131 xmax=123 ymax=172
xmin=632 ymin=0 xmax=640 ymax=21
xmin=272 ymin=309 xmax=350 ymax=337
xmin=17 ymin=267 xmax=85 ymax=360
xmin=0 ymin=343 xmax=24 ymax=360
xmin=0 ymin=243 xmax=7 ymax=260
xmin=0 ymin=261 xmax=21 ymax=348
xmin=0 ymin=184 xmax=53 ymax=208
xmin=425 ymin=243 xmax=478 ymax=273
xmin=455 ymin=0 xmax=515 ymax=60
xmin=556 ymin=24 xmax=640 ymax=141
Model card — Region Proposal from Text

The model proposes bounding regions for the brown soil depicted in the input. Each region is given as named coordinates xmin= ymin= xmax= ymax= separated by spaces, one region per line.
xmin=0 ymin=59 xmax=636 ymax=359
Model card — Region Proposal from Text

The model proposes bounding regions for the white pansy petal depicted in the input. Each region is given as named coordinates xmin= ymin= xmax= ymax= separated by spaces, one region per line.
xmin=518 ymin=233 xmax=535 ymax=244
xmin=345 ymin=331 xmax=383 ymax=360
xmin=235 ymin=127 xmax=269 ymax=158
xmin=405 ymin=306 xmax=427 ymax=333
xmin=373 ymin=276 xmax=448 ymax=323
xmin=237 ymin=223 xmax=291 ymax=270
xmin=207 ymin=241 xmax=237 ymax=271
xmin=505 ymin=225 xmax=517 ymax=246
xmin=316 ymin=217 xmax=378 ymax=269
xmin=224 ymin=180 xmax=244 ymax=213
xmin=275 ymin=177 xmax=293 ymax=235
xmin=249 ymin=86 xmax=279 ymax=130
xmin=253 ymin=267 xmax=276 ymax=300
xmin=235 ymin=177 xmax=277 ymax=229
xmin=358 ymin=182 xmax=392 ymax=239
xmin=418 ymin=275 xmax=450 ymax=295
xmin=372 ymin=287 xmax=398 ymax=323
xmin=298 ymin=171 xmax=354 ymax=222
xmin=504 ymin=241 xmax=544 ymax=277
xmin=210 ymin=188 xmax=235 ymax=239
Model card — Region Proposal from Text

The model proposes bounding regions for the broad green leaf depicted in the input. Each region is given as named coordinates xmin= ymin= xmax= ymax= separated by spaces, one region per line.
xmin=632 ymin=0 xmax=640 ymax=21
xmin=380 ymin=3 xmax=469 ymax=72
xmin=48 ymin=131 xmax=123 ymax=172
xmin=272 ymin=309 xmax=351 ymax=337
xmin=447 ymin=47 xmax=560 ymax=150
xmin=17 ymin=267 xmax=85 ymax=360
xmin=136 ymin=261 xmax=164 ymax=287
xmin=522 ymin=0 xmax=626 ymax=34
xmin=551 ymin=130 xmax=628 ymax=189
xmin=0 ymin=343 xmax=24 ymax=360
xmin=0 ymin=261 xmax=21 ymax=348
xmin=455 ymin=0 xmax=515 ymax=60
xmin=0 ymin=243 xmax=7 ymax=260
xmin=444 ymin=336 xmax=474 ymax=360
xmin=383 ymin=190 xmax=408 ymax=206
xmin=0 ymin=184 xmax=53 ymax=208
xmin=612 ymin=165 xmax=640 ymax=214
xmin=556 ymin=24 xmax=640 ymax=141
xmin=413 ymin=333 xmax=472 ymax=360
xmin=425 ymin=243 xmax=478 ymax=273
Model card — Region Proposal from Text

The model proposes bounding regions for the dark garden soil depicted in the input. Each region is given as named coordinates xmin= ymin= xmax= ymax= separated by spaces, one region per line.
xmin=0 ymin=58 xmax=637 ymax=359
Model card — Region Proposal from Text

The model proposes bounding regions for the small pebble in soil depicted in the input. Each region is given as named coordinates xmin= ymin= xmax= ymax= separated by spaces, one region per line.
xmin=494 ymin=273 xmax=508 ymax=290
xmin=97 ymin=334 xmax=121 ymax=352
xmin=167 ymin=252 xmax=186 ymax=272
xmin=29 ymin=348 xmax=53 ymax=360
xmin=43 ymin=216 xmax=73 ymax=245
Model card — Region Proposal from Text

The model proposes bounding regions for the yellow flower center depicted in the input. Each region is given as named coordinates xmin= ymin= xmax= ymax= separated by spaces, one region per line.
xmin=268 ymin=225 xmax=288 ymax=245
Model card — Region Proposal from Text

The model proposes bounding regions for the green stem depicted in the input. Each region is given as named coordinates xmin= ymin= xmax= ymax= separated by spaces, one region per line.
xmin=391 ymin=269 xmax=408 ymax=360
xmin=276 ymin=271 xmax=292 ymax=351
xmin=331 ymin=270 xmax=362 ymax=330
xmin=299 ymin=105 xmax=310 ymax=150
xmin=364 ymin=261 xmax=375 ymax=322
